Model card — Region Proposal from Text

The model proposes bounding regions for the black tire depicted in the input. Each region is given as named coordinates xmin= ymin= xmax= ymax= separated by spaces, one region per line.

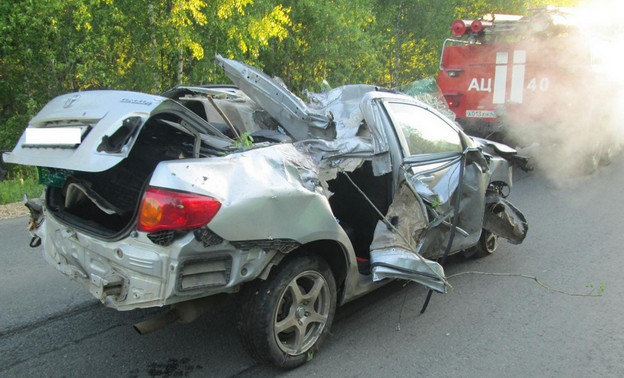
xmin=237 ymin=254 xmax=337 ymax=369
xmin=471 ymin=230 xmax=499 ymax=258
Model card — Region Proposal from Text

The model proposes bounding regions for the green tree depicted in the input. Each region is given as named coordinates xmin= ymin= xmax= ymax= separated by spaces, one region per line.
xmin=372 ymin=0 xmax=453 ymax=87
xmin=186 ymin=0 xmax=292 ymax=85
xmin=257 ymin=0 xmax=381 ymax=94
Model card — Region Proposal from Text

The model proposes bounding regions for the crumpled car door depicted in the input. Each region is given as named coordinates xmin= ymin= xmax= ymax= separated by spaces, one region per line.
xmin=407 ymin=150 xmax=491 ymax=257
xmin=369 ymin=100 xmax=489 ymax=293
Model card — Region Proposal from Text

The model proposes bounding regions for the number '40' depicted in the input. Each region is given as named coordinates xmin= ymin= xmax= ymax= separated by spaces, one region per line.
xmin=527 ymin=77 xmax=549 ymax=91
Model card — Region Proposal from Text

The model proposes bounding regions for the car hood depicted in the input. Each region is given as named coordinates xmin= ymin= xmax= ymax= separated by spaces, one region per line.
xmin=215 ymin=54 xmax=335 ymax=141
xmin=3 ymin=91 xmax=225 ymax=172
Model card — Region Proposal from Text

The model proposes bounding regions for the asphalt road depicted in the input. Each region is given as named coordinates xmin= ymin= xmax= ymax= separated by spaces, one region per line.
xmin=1 ymin=157 xmax=623 ymax=378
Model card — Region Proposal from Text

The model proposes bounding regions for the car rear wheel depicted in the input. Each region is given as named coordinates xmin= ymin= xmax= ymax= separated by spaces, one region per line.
xmin=237 ymin=254 xmax=336 ymax=369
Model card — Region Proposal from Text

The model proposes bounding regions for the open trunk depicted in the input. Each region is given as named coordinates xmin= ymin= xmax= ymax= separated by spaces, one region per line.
xmin=44 ymin=117 xmax=204 ymax=238
xmin=4 ymin=91 xmax=235 ymax=238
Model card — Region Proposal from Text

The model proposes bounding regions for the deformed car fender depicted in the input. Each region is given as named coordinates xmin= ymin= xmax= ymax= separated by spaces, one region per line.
xmin=148 ymin=143 xmax=351 ymax=246
xmin=148 ymin=143 xmax=374 ymax=303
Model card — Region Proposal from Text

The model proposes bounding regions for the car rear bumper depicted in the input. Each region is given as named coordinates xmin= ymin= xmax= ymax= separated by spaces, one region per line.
xmin=37 ymin=211 xmax=280 ymax=310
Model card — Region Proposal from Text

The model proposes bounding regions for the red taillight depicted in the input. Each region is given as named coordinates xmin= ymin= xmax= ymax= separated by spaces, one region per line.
xmin=137 ymin=187 xmax=221 ymax=233
xmin=443 ymin=94 xmax=461 ymax=108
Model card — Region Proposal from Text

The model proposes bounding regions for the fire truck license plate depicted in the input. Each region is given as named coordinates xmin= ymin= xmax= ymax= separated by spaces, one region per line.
xmin=466 ymin=110 xmax=496 ymax=118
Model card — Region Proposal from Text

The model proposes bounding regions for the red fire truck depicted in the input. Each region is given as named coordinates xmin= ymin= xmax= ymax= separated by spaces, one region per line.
xmin=437 ymin=6 xmax=614 ymax=148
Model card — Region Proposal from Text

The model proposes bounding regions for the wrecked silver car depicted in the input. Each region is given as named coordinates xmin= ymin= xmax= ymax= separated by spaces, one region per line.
xmin=3 ymin=55 xmax=528 ymax=369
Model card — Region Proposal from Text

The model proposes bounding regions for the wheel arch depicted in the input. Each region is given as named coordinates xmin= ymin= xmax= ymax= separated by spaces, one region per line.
xmin=300 ymin=240 xmax=349 ymax=292
xmin=257 ymin=239 xmax=350 ymax=298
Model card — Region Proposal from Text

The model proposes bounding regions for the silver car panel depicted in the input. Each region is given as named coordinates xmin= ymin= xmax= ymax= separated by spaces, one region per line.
xmin=149 ymin=143 xmax=349 ymax=245
xmin=215 ymin=55 xmax=333 ymax=140
xmin=3 ymin=91 xmax=231 ymax=172
xmin=4 ymin=91 xmax=161 ymax=171
xmin=36 ymin=208 xmax=288 ymax=310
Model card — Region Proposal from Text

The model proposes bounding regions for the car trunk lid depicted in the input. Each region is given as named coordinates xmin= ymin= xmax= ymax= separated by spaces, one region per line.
xmin=3 ymin=90 xmax=231 ymax=172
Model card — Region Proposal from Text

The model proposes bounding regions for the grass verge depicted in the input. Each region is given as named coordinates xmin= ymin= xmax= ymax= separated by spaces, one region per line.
xmin=0 ymin=179 xmax=44 ymax=205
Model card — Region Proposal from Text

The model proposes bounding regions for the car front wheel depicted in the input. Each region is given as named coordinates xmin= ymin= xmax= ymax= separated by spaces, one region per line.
xmin=237 ymin=254 xmax=336 ymax=369
xmin=472 ymin=229 xmax=499 ymax=258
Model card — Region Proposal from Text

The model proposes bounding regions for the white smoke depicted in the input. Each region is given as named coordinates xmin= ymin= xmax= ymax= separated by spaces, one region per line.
xmin=509 ymin=0 xmax=624 ymax=180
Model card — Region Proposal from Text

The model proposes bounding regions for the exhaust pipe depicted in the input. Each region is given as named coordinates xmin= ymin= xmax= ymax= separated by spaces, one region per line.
xmin=133 ymin=309 xmax=180 ymax=335
xmin=133 ymin=294 xmax=225 ymax=335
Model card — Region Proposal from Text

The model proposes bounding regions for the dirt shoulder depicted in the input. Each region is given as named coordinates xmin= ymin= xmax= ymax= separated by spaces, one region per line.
xmin=0 ymin=202 xmax=28 ymax=220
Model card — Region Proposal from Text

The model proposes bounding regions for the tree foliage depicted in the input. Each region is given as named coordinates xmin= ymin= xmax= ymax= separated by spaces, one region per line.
xmin=0 ymin=0 xmax=580 ymax=155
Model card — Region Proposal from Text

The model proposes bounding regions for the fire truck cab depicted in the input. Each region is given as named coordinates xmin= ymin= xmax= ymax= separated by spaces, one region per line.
xmin=438 ymin=7 xmax=613 ymax=145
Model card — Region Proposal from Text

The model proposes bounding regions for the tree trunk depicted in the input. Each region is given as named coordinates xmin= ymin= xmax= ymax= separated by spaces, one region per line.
xmin=148 ymin=2 xmax=160 ymax=92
